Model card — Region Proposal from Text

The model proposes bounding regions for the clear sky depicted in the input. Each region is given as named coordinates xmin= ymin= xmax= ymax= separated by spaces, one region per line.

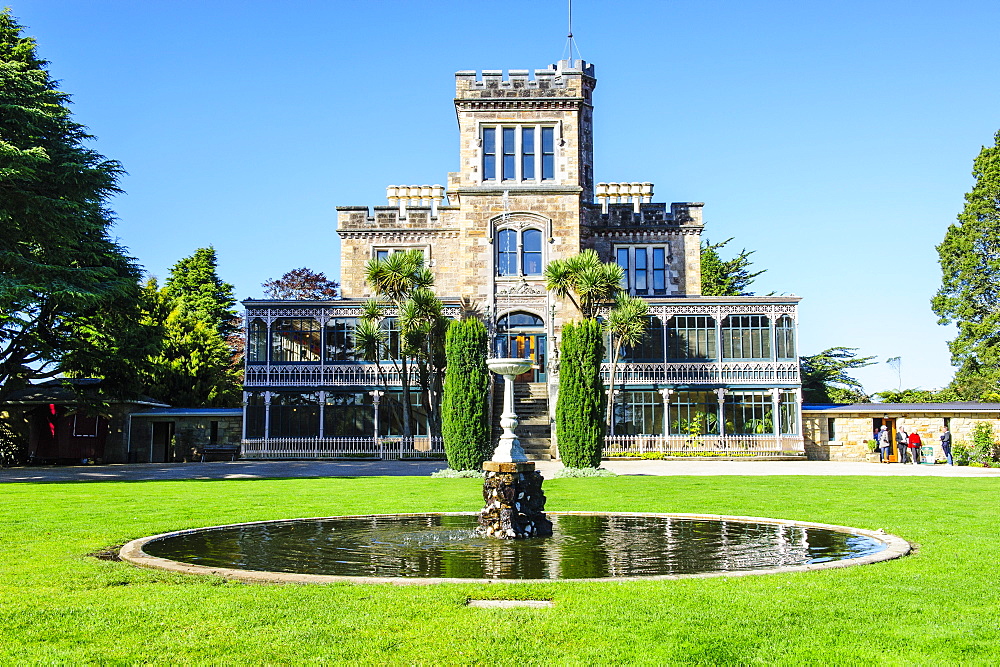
xmin=8 ymin=1 xmax=1000 ymax=395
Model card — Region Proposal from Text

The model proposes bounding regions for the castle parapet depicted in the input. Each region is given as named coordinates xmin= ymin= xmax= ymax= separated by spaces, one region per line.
xmin=455 ymin=60 xmax=595 ymax=99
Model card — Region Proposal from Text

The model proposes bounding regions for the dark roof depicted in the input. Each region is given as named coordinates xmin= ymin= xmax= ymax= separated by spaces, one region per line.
xmin=129 ymin=408 xmax=242 ymax=417
xmin=1 ymin=378 xmax=168 ymax=407
xmin=803 ymin=402 xmax=1000 ymax=414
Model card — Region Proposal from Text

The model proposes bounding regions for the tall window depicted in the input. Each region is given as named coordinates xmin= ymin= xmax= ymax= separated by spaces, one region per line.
xmin=615 ymin=245 xmax=671 ymax=296
xmin=496 ymin=228 xmax=543 ymax=276
xmin=483 ymin=127 xmax=496 ymax=180
xmin=541 ymin=127 xmax=555 ymax=180
xmin=324 ymin=318 xmax=357 ymax=361
xmin=670 ymin=391 xmax=720 ymax=435
xmin=721 ymin=315 xmax=771 ymax=360
xmin=381 ymin=317 xmax=401 ymax=361
xmin=247 ymin=319 xmax=267 ymax=362
xmin=667 ymin=316 xmax=716 ymax=360
xmin=614 ymin=391 xmax=664 ymax=435
xmin=521 ymin=127 xmax=535 ymax=179
xmin=481 ymin=125 xmax=556 ymax=182
xmin=381 ymin=391 xmax=429 ymax=436
xmin=724 ymin=391 xmax=773 ymax=435
xmin=781 ymin=391 xmax=799 ymax=435
xmin=271 ymin=318 xmax=321 ymax=362
xmin=502 ymin=127 xmax=516 ymax=180
xmin=246 ymin=392 xmax=266 ymax=438
xmin=522 ymin=229 xmax=542 ymax=275
xmin=776 ymin=315 xmax=796 ymax=360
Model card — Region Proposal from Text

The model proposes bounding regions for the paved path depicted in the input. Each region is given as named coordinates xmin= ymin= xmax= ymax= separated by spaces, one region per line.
xmin=2 ymin=459 xmax=999 ymax=483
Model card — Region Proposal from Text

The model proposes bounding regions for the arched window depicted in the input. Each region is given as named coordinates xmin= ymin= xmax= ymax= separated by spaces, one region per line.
xmin=497 ymin=229 xmax=517 ymax=276
xmin=497 ymin=312 xmax=544 ymax=331
xmin=247 ymin=319 xmax=267 ymax=363
xmin=496 ymin=228 xmax=544 ymax=276
xmin=776 ymin=315 xmax=796 ymax=360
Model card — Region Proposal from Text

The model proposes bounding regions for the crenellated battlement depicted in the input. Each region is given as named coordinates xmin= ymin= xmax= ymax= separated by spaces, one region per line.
xmin=455 ymin=60 xmax=595 ymax=99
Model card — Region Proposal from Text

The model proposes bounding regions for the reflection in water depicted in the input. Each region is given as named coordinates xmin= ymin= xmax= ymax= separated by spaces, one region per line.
xmin=143 ymin=514 xmax=886 ymax=580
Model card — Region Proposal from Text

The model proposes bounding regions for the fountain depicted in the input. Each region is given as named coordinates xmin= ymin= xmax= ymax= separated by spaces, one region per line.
xmin=117 ymin=358 xmax=911 ymax=582
xmin=477 ymin=358 xmax=553 ymax=539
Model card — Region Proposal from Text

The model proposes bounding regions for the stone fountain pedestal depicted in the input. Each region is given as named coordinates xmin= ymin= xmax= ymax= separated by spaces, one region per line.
xmin=477 ymin=358 xmax=553 ymax=539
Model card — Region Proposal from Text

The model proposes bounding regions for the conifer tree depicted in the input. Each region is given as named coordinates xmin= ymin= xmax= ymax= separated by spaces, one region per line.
xmin=164 ymin=247 xmax=238 ymax=338
xmin=141 ymin=279 xmax=240 ymax=407
xmin=932 ymin=130 xmax=1000 ymax=399
xmin=441 ymin=318 xmax=490 ymax=470
xmin=555 ymin=320 xmax=606 ymax=468
xmin=700 ymin=238 xmax=765 ymax=296
xmin=0 ymin=10 xmax=153 ymax=397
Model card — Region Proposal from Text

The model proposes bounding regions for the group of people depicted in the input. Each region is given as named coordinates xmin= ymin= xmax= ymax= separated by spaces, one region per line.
xmin=875 ymin=425 xmax=953 ymax=465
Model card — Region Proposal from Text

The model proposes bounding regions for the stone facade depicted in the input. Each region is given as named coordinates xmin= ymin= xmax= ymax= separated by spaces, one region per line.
xmin=803 ymin=406 xmax=1000 ymax=462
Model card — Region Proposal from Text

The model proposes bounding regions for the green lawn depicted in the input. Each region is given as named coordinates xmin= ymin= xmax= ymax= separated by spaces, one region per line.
xmin=1 ymin=475 xmax=998 ymax=664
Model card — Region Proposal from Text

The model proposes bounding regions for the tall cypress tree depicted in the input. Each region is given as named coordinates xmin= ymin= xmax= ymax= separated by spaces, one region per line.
xmin=0 ymin=10 xmax=155 ymax=398
xmin=441 ymin=318 xmax=490 ymax=470
xmin=932 ymin=130 xmax=1000 ymax=399
xmin=164 ymin=247 xmax=238 ymax=338
xmin=555 ymin=320 xmax=606 ymax=468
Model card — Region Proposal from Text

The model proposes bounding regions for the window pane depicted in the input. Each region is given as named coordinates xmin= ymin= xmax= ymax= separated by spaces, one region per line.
xmin=669 ymin=391 xmax=720 ymax=435
xmin=667 ymin=316 xmax=716 ymax=360
xmin=324 ymin=318 xmax=357 ymax=361
xmin=634 ymin=248 xmax=647 ymax=293
xmin=521 ymin=127 xmax=535 ymax=180
xmin=502 ymin=127 xmax=516 ymax=180
xmin=652 ymin=247 xmax=666 ymax=295
xmin=248 ymin=319 xmax=267 ymax=362
xmin=521 ymin=229 xmax=542 ymax=275
xmin=616 ymin=248 xmax=629 ymax=290
xmin=541 ymin=127 xmax=554 ymax=180
xmin=271 ymin=318 xmax=321 ymax=362
xmin=497 ymin=229 xmax=517 ymax=276
xmin=483 ymin=127 xmax=496 ymax=180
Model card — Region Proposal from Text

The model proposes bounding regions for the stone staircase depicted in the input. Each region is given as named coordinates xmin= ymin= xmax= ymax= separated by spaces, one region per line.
xmin=492 ymin=381 xmax=552 ymax=460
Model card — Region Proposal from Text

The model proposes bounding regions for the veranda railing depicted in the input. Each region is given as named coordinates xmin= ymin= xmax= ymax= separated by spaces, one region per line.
xmin=603 ymin=434 xmax=804 ymax=456
xmin=241 ymin=436 xmax=445 ymax=460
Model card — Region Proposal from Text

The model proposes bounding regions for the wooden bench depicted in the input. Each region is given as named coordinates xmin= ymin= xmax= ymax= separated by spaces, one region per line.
xmin=200 ymin=444 xmax=240 ymax=462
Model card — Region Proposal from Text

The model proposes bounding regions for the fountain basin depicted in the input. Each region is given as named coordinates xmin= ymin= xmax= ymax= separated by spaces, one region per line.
xmin=120 ymin=512 xmax=909 ymax=585
xmin=486 ymin=357 xmax=533 ymax=376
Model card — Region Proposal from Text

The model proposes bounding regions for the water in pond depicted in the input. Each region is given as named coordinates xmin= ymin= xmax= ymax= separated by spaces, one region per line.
xmin=142 ymin=513 xmax=888 ymax=580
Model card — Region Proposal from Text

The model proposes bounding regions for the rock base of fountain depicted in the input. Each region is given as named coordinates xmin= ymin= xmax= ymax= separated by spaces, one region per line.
xmin=476 ymin=461 xmax=553 ymax=539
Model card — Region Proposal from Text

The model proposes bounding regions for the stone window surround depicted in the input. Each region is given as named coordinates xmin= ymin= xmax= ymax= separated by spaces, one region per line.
xmin=478 ymin=122 xmax=559 ymax=184
xmin=614 ymin=243 xmax=676 ymax=297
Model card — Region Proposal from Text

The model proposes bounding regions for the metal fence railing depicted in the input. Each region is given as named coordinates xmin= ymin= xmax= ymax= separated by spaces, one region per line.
xmin=241 ymin=436 xmax=445 ymax=460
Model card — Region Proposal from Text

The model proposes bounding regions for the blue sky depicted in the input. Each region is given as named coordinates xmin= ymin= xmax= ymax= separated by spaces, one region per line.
xmin=9 ymin=1 xmax=1000 ymax=394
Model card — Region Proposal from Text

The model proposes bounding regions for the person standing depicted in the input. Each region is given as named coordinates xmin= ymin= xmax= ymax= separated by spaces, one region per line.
xmin=908 ymin=430 xmax=922 ymax=465
xmin=940 ymin=426 xmax=953 ymax=465
xmin=896 ymin=426 xmax=909 ymax=464
xmin=878 ymin=425 xmax=891 ymax=463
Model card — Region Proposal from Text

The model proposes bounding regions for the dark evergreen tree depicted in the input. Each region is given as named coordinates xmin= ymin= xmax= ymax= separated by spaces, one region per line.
xmin=141 ymin=279 xmax=240 ymax=407
xmin=932 ymin=130 xmax=1000 ymax=399
xmin=555 ymin=320 xmax=606 ymax=468
xmin=0 ymin=10 xmax=154 ymax=398
xmin=700 ymin=238 xmax=765 ymax=296
xmin=164 ymin=247 xmax=237 ymax=338
xmin=441 ymin=318 xmax=490 ymax=470
xmin=799 ymin=347 xmax=875 ymax=403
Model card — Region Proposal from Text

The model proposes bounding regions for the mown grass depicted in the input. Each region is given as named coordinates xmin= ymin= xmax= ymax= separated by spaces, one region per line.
xmin=1 ymin=474 xmax=998 ymax=664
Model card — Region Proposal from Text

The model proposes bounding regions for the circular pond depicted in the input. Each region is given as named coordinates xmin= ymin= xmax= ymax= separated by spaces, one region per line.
xmin=121 ymin=512 xmax=908 ymax=584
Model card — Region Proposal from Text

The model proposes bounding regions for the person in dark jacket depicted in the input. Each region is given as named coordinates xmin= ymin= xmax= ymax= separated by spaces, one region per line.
xmin=896 ymin=427 xmax=909 ymax=463
xmin=940 ymin=426 xmax=953 ymax=465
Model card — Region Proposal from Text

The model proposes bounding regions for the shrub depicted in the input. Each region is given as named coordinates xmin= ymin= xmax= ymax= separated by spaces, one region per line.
xmin=430 ymin=468 xmax=486 ymax=478
xmin=952 ymin=441 xmax=972 ymax=466
xmin=970 ymin=422 xmax=998 ymax=466
xmin=555 ymin=320 xmax=606 ymax=468
xmin=553 ymin=467 xmax=617 ymax=478
xmin=0 ymin=421 xmax=27 ymax=467
xmin=441 ymin=318 xmax=491 ymax=470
